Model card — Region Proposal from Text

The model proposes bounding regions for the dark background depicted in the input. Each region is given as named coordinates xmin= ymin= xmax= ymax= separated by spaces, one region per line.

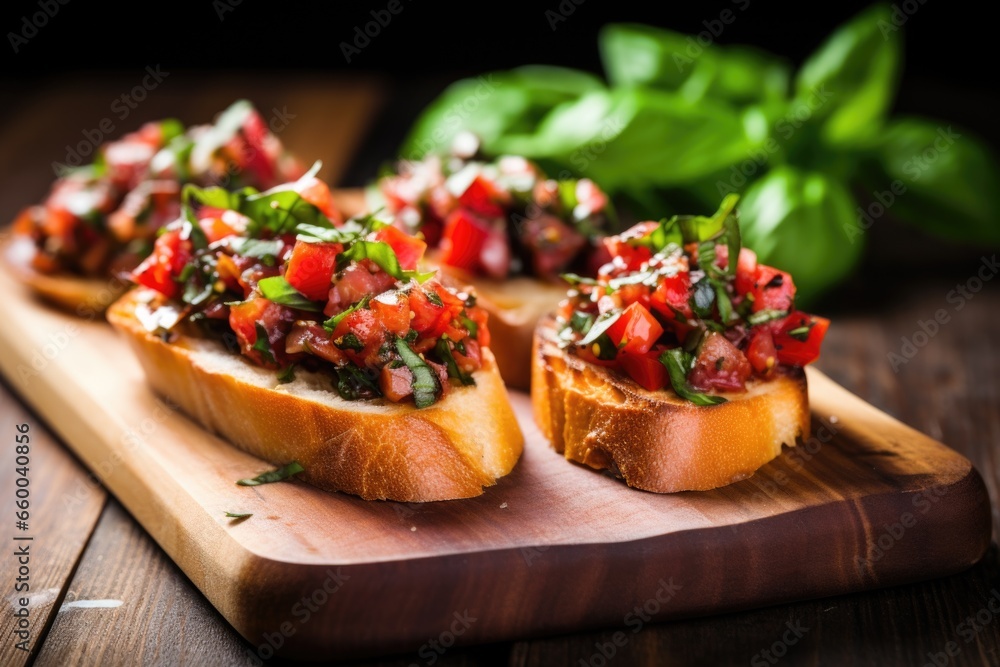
xmin=1 ymin=0 xmax=996 ymax=150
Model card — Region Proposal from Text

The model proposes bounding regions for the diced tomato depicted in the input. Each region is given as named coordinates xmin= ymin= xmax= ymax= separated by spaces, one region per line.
xmin=285 ymin=322 xmax=347 ymax=365
xmin=326 ymin=262 xmax=394 ymax=313
xmin=772 ymin=311 xmax=830 ymax=367
xmin=750 ymin=265 xmax=796 ymax=313
xmin=380 ymin=364 xmax=414 ymax=402
xmin=603 ymin=222 xmax=656 ymax=271
xmin=229 ymin=297 xmax=296 ymax=367
xmin=521 ymin=214 xmax=586 ymax=280
xmin=284 ymin=240 xmax=342 ymax=301
xmin=373 ymin=224 xmax=426 ymax=270
xmin=458 ymin=175 xmax=509 ymax=219
xmin=439 ymin=209 xmax=489 ymax=273
xmin=439 ymin=209 xmax=510 ymax=279
xmin=746 ymin=329 xmax=777 ymax=374
xmin=467 ymin=304 xmax=490 ymax=348
xmin=735 ymin=248 xmax=758 ymax=296
xmin=371 ymin=291 xmax=411 ymax=337
xmin=606 ymin=302 xmax=664 ymax=355
xmin=297 ymin=176 xmax=342 ymax=224
xmin=451 ymin=338 xmax=482 ymax=374
xmin=198 ymin=209 xmax=249 ymax=244
xmin=407 ymin=284 xmax=463 ymax=338
xmin=237 ymin=110 xmax=277 ymax=188
xmin=329 ymin=306 xmax=385 ymax=366
xmin=618 ymin=349 xmax=668 ymax=391
xmin=689 ymin=332 xmax=752 ymax=392
xmin=131 ymin=229 xmax=191 ymax=299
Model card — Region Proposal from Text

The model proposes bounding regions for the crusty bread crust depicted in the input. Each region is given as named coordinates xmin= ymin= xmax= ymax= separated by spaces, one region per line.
xmin=2 ymin=236 xmax=125 ymax=315
xmin=532 ymin=316 xmax=810 ymax=493
xmin=437 ymin=265 xmax=567 ymax=391
xmin=107 ymin=288 xmax=524 ymax=502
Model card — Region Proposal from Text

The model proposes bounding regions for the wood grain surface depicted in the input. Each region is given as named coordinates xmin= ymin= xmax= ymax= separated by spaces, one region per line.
xmin=0 ymin=78 xmax=998 ymax=666
xmin=0 ymin=228 xmax=991 ymax=659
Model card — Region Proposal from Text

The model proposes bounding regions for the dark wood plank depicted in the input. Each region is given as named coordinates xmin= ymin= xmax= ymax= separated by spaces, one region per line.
xmin=0 ymin=381 xmax=106 ymax=666
xmin=33 ymin=500 xmax=253 ymax=667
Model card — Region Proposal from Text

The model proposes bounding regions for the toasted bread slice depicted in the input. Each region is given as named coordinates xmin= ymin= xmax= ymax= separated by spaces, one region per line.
xmin=2 ymin=235 xmax=125 ymax=314
xmin=532 ymin=316 xmax=810 ymax=493
xmin=107 ymin=288 xmax=524 ymax=502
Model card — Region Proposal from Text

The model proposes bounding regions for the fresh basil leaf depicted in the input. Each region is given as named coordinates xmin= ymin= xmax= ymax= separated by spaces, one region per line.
xmin=426 ymin=290 xmax=444 ymax=307
xmin=236 ymin=461 xmax=304 ymax=486
xmin=402 ymin=66 xmax=604 ymax=159
xmin=795 ymin=4 xmax=901 ymax=146
xmin=600 ymin=23 xmax=790 ymax=105
xmin=498 ymin=88 xmax=756 ymax=192
xmin=660 ymin=348 xmax=727 ymax=406
xmin=257 ymin=276 xmax=323 ymax=312
xmin=340 ymin=240 xmax=435 ymax=283
xmin=225 ymin=511 xmax=252 ymax=519
xmin=739 ymin=166 xmax=863 ymax=304
xmin=323 ymin=295 xmax=371 ymax=331
xmin=182 ymin=277 xmax=214 ymax=306
xmin=395 ymin=338 xmax=441 ymax=409
xmin=867 ymin=118 xmax=1000 ymax=244
xmin=252 ymin=322 xmax=275 ymax=363
xmin=436 ymin=338 xmax=475 ymax=386
xmin=579 ymin=311 xmax=622 ymax=347
xmin=714 ymin=282 xmax=733 ymax=325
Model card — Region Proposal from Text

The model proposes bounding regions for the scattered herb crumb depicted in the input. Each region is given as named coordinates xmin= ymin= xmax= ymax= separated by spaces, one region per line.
xmin=236 ymin=461 xmax=305 ymax=486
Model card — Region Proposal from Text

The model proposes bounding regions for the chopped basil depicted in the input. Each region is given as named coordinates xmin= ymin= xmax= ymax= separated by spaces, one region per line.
xmin=323 ymin=295 xmax=371 ymax=331
xmin=561 ymin=272 xmax=600 ymax=287
xmin=252 ymin=322 xmax=275 ymax=363
xmin=569 ymin=311 xmax=595 ymax=335
xmin=460 ymin=315 xmax=479 ymax=338
xmin=403 ymin=329 xmax=419 ymax=343
xmin=788 ymin=325 xmax=812 ymax=341
xmin=231 ymin=238 xmax=283 ymax=261
xmin=277 ymin=364 xmax=296 ymax=384
xmin=426 ymin=290 xmax=444 ymax=307
xmin=579 ymin=311 xmax=622 ymax=347
xmin=747 ymin=309 xmax=788 ymax=326
xmin=336 ymin=332 xmax=364 ymax=351
xmin=660 ymin=348 xmax=727 ymax=406
xmin=236 ymin=461 xmax=304 ymax=486
xmin=395 ymin=338 xmax=440 ymax=409
xmin=591 ymin=334 xmax=619 ymax=360
xmin=182 ymin=277 xmax=214 ymax=306
xmin=714 ymin=282 xmax=734 ymax=324
xmin=334 ymin=365 xmax=380 ymax=400
xmin=691 ymin=280 xmax=716 ymax=318
xmin=338 ymin=240 xmax=435 ymax=283
xmin=436 ymin=338 xmax=475 ymax=386
xmin=225 ymin=512 xmax=253 ymax=519
xmin=257 ymin=276 xmax=323 ymax=312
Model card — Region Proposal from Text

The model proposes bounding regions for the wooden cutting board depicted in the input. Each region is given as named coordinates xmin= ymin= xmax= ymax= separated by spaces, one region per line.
xmin=0 ymin=258 xmax=990 ymax=661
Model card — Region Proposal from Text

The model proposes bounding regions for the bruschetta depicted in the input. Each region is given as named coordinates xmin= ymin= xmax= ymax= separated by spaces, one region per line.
xmin=107 ymin=165 xmax=523 ymax=502
xmin=531 ymin=195 xmax=829 ymax=493
xmin=370 ymin=135 xmax=613 ymax=388
xmin=6 ymin=100 xmax=306 ymax=314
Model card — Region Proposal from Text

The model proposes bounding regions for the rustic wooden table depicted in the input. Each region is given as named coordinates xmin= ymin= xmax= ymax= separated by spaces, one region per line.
xmin=1 ymin=76 xmax=998 ymax=666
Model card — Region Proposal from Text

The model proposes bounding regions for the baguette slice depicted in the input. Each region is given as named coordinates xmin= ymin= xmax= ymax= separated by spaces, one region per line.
xmin=107 ymin=288 xmax=524 ymax=502
xmin=532 ymin=316 xmax=810 ymax=493
xmin=2 ymin=235 xmax=124 ymax=314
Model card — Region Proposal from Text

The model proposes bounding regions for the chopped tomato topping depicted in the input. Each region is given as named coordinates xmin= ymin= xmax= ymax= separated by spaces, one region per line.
xmin=607 ymin=302 xmax=664 ymax=355
xmin=689 ymin=332 xmax=752 ymax=393
xmin=285 ymin=241 xmax=342 ymax=301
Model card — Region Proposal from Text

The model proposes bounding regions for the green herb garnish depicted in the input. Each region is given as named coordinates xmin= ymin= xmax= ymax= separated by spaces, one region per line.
xmin=660 ymin=348 xmax=727 ymax=406
xmin=257 ymin=276 xmax=323 ymax=312
xmin=395 ymin=338 xmax=440 ymax=409
xmin=236 ymin=461 xmax=304 ymax=486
